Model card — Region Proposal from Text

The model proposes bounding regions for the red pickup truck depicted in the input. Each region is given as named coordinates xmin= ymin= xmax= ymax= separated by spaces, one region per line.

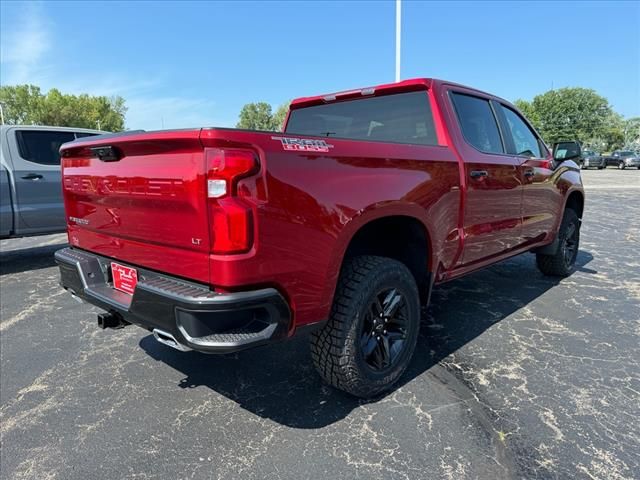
xmin=56 ymin=78 xmax=584 ymax=397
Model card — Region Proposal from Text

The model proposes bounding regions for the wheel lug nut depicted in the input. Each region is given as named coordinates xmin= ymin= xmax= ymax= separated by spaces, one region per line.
xmin=383 ymin=330 xmax=387 ymax=334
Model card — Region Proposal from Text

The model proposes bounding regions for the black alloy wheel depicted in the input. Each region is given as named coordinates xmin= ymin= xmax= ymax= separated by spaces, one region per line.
xmin=359 ymin=288 xmax=408 ymax=372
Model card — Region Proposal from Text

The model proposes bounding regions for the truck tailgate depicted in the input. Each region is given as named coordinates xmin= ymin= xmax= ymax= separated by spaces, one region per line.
xmin=60 ymin=130 xmax=211 ymax=283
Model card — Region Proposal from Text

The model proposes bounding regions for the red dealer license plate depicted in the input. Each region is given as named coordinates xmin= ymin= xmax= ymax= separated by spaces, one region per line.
xmin=111 ymin=262 xmax=138 ymax=295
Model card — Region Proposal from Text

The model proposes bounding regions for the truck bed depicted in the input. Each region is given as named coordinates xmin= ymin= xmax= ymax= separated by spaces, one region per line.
xmin=60 ymin=126 xmax=461 ymax=325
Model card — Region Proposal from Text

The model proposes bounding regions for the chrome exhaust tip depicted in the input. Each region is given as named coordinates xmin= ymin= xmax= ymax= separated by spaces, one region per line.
xmin=70 ymin=292 xmax=85 ymax=304
xmin=152 ymin=329 xmax=191 ymax=352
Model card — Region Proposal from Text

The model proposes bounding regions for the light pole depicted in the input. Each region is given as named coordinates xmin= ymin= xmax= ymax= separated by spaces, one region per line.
xmin=0 ymin=103 xmax=4 ymax=125
xmin=395 ymin=0 xmax=401 ymax=82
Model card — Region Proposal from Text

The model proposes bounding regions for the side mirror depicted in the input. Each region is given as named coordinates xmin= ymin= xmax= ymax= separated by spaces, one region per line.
xmin=553 ymin=141 xmax=582 ymax=162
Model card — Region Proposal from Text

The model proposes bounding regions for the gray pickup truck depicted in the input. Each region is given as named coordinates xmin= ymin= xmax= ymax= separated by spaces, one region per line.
xmin=1 ymin=125 xmax=104 ymax=239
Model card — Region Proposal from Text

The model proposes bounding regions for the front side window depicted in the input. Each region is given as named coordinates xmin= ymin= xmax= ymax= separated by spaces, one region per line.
xmin=501 ymin=106 xmax=542 ymax=158
xmin=16 ymin=130 xmax=76 ymax=166
xmin=450 ymin=93 xmax=504 ymax=154
xmin=286 ymin=91 xmax=439 ymax=146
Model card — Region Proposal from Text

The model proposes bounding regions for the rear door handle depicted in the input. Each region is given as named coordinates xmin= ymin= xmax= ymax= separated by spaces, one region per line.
xmin=470 ymin=170 xmax=488 ymax=179
xmin=21 ymin=173 xmax=43 ymax=180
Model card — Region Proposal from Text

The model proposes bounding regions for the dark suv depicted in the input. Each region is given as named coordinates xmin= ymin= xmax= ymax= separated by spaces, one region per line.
xmin=604 ymin=150 xmax=640 ymax=169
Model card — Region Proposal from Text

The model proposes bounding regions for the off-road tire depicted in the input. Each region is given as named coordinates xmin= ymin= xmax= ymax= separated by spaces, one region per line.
xmin=536 ymin=208 xmax=580 ymax=277
xmin=310 ymin=255 xmax=420 ymax=398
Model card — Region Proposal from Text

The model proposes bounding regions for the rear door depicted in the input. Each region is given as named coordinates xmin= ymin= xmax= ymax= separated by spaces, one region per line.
xmin=6 ymin=128 xmax=76 ymax=232
xmin=448 ymin=91 xmax=523 ymax=266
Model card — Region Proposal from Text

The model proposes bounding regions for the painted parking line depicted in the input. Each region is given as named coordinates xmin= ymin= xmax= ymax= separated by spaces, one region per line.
xmin=583 ymin=185 xmax=640 ymax=190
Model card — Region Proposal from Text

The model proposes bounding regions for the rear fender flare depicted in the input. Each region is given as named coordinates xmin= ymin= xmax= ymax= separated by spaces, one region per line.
xmin=320 ymin=202 xmax=434 ymax=310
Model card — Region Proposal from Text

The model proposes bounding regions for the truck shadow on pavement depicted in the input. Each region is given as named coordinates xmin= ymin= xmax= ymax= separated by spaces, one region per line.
xmin=0 ymin=243 xmax=67 ymax=276
xmin=140 ymin=250 xmax=595 ymax=429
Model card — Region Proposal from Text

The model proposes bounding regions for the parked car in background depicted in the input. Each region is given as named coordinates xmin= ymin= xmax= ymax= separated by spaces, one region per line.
xmin=603 ymin=150 xmax=640 ymax=169
xmin=1 ymin=125 xmax=104 ymax=239
xmin=620 ymin=151 xmax=640 ymax=169
xmin=580 ymin=150 xmax=605 ymax=169
xmin=55 ymin=78 xmax=585 ymax=397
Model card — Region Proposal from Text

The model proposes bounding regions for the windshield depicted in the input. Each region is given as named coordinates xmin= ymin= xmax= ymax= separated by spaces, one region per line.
xmin=619 ymin=151 xmax=634 ymax=157
xmin=583 ymin=150 xmax=596 ymax=156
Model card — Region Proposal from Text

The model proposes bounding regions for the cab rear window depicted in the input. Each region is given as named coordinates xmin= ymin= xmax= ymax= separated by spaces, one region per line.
xmin=286 ymin=91 xmax=439 ymax=146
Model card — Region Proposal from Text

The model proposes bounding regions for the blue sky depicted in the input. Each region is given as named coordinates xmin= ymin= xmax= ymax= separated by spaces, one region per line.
xmin=1 ymin=0 xmax=638 ymax=130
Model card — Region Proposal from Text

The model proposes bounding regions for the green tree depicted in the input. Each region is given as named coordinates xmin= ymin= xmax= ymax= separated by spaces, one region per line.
xmin=0 ymin=84 xmax=126 ymax=131
xmin=513 ymin=88 xmax=615 ymax=147
xmin=623 ymin=117 xmax=640 ymax=147
xmin=236 ymin=101 xmax=290 ymax=131
xmin=236 ymin=102 xmax=276 ymax=131
xmin=0 ymin=85 xmax=45 ymax=125
xmin=272 ymin=102 xmax=290 ymax=132
xmin=600 ymin=112 xmax=625 ymax=152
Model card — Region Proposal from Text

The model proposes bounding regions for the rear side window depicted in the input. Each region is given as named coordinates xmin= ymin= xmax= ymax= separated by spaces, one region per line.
xmin=500 ymin=106 xmax=542 ymax=158
xmin=450 ymin=93 xmax=504 ymax=154
xmin=74 ymin=132 xmax=99 ymax=139
xmin=286 ymin=91 xmax=439 ymax=145
xmin=15 ymin=130 xmax=76 ymax=166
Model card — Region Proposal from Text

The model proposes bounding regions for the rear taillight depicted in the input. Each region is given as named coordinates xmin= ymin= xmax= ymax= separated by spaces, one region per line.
xmin=205 ymin=148 xmax=258 ymax=254
xmin=206 ymin=148 xmax=256 ymax=199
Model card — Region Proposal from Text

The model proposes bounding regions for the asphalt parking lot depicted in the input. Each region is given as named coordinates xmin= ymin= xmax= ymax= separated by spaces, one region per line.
xmin=1 ymin=169 xmax=639 ymax=480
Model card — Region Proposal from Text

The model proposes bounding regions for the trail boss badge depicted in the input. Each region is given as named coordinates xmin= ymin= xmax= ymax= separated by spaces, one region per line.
xmin=272 ymin=136 xmax=334 ymax=153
